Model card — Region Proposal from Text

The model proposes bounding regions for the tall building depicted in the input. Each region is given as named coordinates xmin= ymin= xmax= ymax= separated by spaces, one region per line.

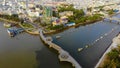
xmin=44 ymin=6 xmax=53 ymax=17
xmin=26 ymin=0 xmax=28 ymax=9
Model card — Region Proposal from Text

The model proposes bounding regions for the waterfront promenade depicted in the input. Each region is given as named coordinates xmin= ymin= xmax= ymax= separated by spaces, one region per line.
xmin=95 ymin=33 xmax=120 ymax=68
xmin=39 ymin=29 xmax=81 ymax=68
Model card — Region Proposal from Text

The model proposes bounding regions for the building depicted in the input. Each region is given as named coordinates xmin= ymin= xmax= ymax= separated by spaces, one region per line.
xmin=66 ymin=22 xmax=75 ymax=26
xmin=52 ymin=16 xmax=68 ymax=26
xmin=27 ymin=10 xmax=39 ymax=17
xmin=44 ymin=6 xmax=53 ymax=17
xmin=59 ymin=11 xmax=73 ymax=16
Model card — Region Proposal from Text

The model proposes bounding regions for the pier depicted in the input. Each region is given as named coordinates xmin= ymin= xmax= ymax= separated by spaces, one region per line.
xmin=7 ymin=27 xmax=24 ymax=37
xmin=39 ymin=29 xmax=81 ymax=68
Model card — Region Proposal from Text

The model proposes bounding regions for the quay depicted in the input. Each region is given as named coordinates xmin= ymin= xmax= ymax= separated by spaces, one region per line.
xmin=95 ymin=33 xmax=120 ymax=68
xmin=39 ymin=29 xmax=82 ymax=68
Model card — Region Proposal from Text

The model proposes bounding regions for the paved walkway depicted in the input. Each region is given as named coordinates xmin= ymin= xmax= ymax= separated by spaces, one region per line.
xmin=95 ymin=29 xmax=120 ymax=68
xmin=39 ymin=29 xmax=82 ymax=68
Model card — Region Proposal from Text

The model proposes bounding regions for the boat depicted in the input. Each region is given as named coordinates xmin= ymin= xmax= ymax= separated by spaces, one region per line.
xmin=56 ymin=36 xmax=61 ymax=39
xmin=85 ymin=45 xmax=89 ymax=48
xmin=78 ymin=48 xmax=83 ymax=52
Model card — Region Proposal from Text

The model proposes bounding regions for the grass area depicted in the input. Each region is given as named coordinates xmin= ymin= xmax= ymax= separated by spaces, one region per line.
xmin=107 ymin=9 xmax=114 ymax=15
xmin=21 ymin=23 xmax=34 ymax=28
xmin=0 ymin=14 xmax=21 ymax=22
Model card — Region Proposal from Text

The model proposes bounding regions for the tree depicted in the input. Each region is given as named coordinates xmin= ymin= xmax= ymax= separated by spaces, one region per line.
xmin=103 ymin=46 xmax=120 ymax=68
xmin=68 ymin=16 xmax=75 ymax=22
xmin=107 ymin=49 xmax=119 ymax=60
xmin=12 ymin=14 xmax=18 ymax=17
xmin=52 ymin=11 xmax=59 ymax=17
xmin=73 ymin=9 xmax=85 ymax=18
xmin=108 ymin=9 xmax=114 ymax=15
xmin=87 ymin=7 xmax=92 ymax=12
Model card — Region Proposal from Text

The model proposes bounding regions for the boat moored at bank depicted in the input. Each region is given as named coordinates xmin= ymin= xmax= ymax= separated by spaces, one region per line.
xmin=7 ymin=27 xmax=24 ymax=37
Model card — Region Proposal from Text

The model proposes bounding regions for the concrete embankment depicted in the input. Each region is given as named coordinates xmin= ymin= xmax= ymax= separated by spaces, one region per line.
xmin=0 ymin=18 xmax=19 ymax=24
xmin=0 ymin=18 xmax=39 ymax=35
xmin=39 ymin=29 xmax=81 ymax=68
xmin=18 ymin=23 xmax=39 ymax=35
xmin=43 ymin=19 xmax=102 ymax=34
xmin=95 ymin=34 xmax=120 ymax=68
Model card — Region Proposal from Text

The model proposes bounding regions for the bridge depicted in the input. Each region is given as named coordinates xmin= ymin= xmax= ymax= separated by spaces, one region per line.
xmin=103 ymin=15 xmax=120 ymax=24
xmin=39 ymin=29 xmax=81 ymax=68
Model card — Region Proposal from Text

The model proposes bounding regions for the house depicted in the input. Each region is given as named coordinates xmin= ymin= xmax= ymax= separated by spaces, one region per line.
xmin=59 ymin=11 xmax=73 ymax=16
xmin=60 ymin=16 xmax=68 ymax=24
xmin=52 ymin=16 xmax=68 ymax=26
xmin=51 ymin=17 xmax=58 ymax=22
xmin=52 ymin=19 xmax=61 ymax=26
xmin=27 ymin=10 xmax=39 ymax=17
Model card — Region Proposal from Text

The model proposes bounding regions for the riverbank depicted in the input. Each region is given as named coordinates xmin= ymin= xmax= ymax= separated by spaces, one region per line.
xmin=0 ymin=18 xmax=19 ymax=24
xmin=19 ymin=23 xmax=39 ymax=35
xmin=95 ymin=33 xmax=120 ymax=68
xmin=0 ymin=17 xmax=39 ymax=35
xmin=43 ymin=18 xmax=103 ymax=34
xmin=0 ymin=17 xmax=104 ymax=36
xmin=0 ymin=14 xmax=113 ymax=35
xmin=46 ymin=12 xmax=120 ymax=35
xmin=34 ymin=13 xmax=117 ymax=35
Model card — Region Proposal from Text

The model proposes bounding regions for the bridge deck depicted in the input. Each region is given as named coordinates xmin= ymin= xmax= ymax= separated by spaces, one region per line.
xmin=39 ymin=29 xmax=81 ymax=68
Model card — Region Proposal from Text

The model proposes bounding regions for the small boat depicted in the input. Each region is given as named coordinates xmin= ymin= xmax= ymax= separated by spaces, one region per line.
xmin=78 ymin=48 xmax=83 ymax=52
xmin=56 ymin=36 xmax=61 ymax=39
xmin=85 ymin=45 xmax=89 ymax=48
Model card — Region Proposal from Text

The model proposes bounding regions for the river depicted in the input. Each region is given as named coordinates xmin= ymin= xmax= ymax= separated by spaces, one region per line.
xmin=52 ymin=14 xmax=120 ymax=68
xmin=0 ymin=22 xmax=73 ymax=68
xmin=1 ymin=14 xmax=120 ymax=68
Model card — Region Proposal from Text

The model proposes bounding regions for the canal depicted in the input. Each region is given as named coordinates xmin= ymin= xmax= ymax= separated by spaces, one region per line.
xmin=52 ymin=14 xmax=120 ymax=68
xmin=0 ymin=22 xmax=73 ymax=68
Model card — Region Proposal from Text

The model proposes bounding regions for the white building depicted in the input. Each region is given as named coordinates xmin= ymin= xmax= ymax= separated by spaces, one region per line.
xmin=27 ymin=10 xmax=39 ymax=17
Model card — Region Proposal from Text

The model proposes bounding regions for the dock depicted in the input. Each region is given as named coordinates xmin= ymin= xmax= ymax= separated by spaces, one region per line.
xmin=7 ymin=27 xmax=24 ymax=37
xmin=39 ymin=29 xmax=81 ymax=68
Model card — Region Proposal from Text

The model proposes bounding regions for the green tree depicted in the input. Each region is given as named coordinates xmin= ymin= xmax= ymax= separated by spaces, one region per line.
xmin=103 ymin=46 xmax=120 ymax=68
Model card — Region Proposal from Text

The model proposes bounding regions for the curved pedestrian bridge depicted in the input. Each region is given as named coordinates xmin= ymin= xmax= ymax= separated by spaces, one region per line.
xmin=39 ymin=29 xmax=81 ymax=68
